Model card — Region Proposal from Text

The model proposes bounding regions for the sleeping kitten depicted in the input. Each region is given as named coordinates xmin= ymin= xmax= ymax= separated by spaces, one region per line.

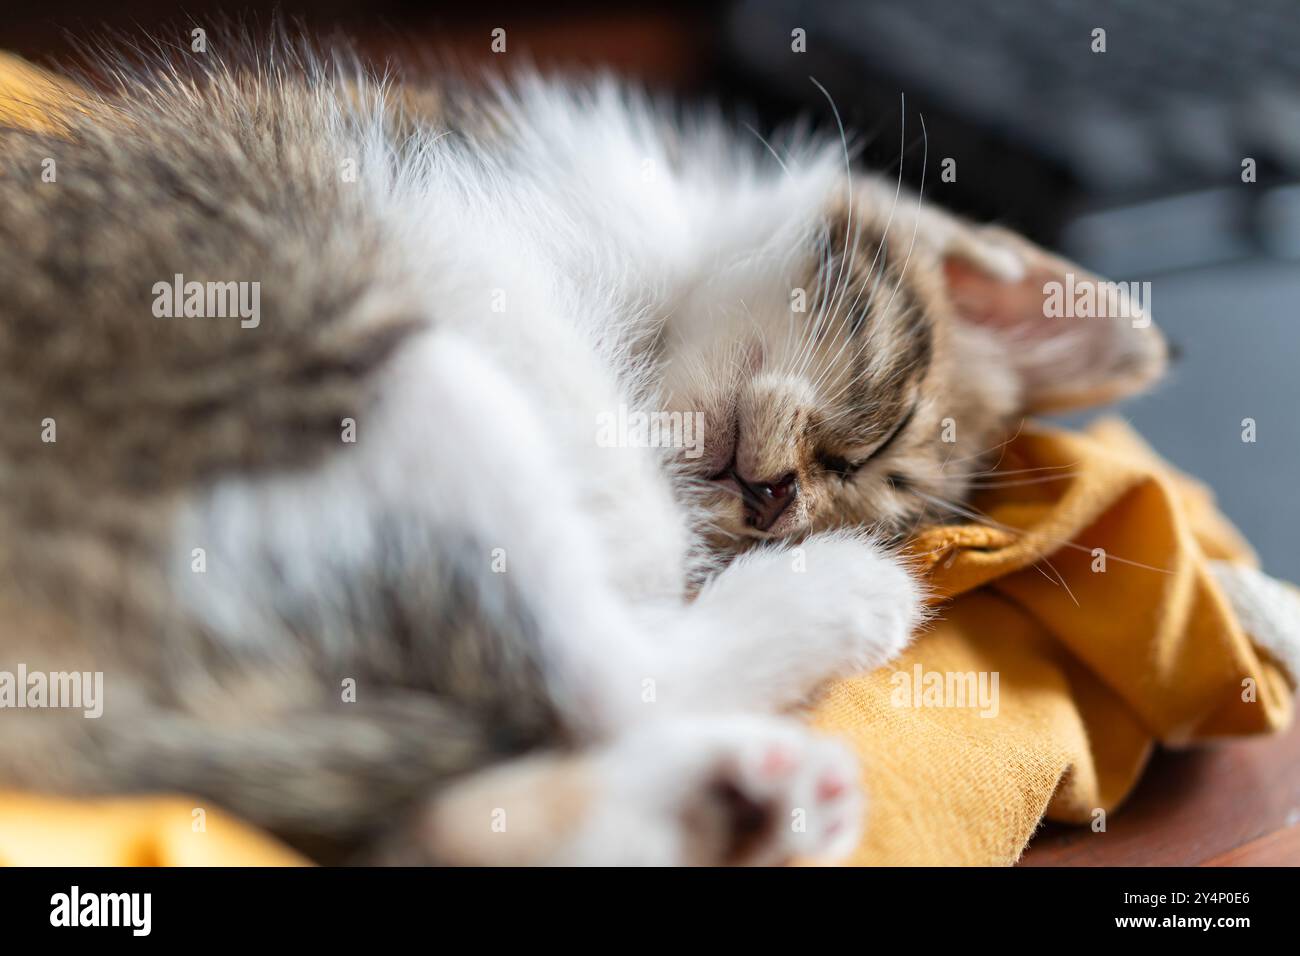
xmin=653 ymin=183 xmax=1165 ymax=553
xmin=0 ymin=41 xmax=1164 ymax=865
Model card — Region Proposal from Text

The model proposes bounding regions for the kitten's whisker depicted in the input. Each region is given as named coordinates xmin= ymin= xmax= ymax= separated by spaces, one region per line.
xmin=789 ymin=223 xmax=836 ymax=384
xmin=814 ymin=336 xmax=910 ymax=412
xmin=796 ymin=78 xmax=858 ymax=385
xmin=806 ymin=95 xmax=909 ymax=393
xmin=965 ymin=473 xmax=1080 ymax=489
xmin=1028 ymin=558 xmax=1081 ymax=607
xmin=741 ymin=121 xmax=790 ymax=177
xmin=805 ymin=228 xmax=874 ymax=395
xmin=738 ymin=296 xmax=773 ymax=374
xmin=966 ymin=462 xmax=1081 ymax=478
xmin=811 ymin=110 xmax=927 ymax=406
xmin=940 ymin=418 xmax=1028 ymax=470
xmin=896 ymin=488 xmax=950 ymax=548
xmin=874 ymin=112 xmax=927 ymax=340
xmin=912 ymin=489 xmax=1174 ymax=575
xmin=910 ymin=494 xmax=1086 ymax=604
xmin=779 ymin=219 xmax=824 ymax=382
xmin=797 ymin=235 xmax=841 ymax=381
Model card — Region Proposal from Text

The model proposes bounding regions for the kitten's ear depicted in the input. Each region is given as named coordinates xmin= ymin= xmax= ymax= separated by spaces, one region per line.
xmin=926 ymin=215 xmax=1166 ymax=414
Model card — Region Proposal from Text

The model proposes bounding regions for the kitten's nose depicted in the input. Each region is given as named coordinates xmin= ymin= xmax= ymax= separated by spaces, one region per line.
xmin=732 ymin=470 xmax=798 ymax=532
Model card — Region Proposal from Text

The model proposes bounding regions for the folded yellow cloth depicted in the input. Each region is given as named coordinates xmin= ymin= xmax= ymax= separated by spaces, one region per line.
xmin=0 ymin=792 xmax=307 ymax=866
xmin=813 ymin=418 xmax=1293 ymax=865
xmin=1 ymin=54 xmax=1292 ymax=867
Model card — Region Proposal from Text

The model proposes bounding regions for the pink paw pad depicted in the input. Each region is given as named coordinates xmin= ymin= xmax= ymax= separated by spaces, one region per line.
xmin=759 ymin=746 xmax=796 ymax=778
xmin=816 ymin=772 xmax=846 ymax=801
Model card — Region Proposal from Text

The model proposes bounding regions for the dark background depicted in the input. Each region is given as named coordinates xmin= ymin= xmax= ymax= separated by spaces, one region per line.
xmin=3 ymin=0 xmax=1297 ymax=580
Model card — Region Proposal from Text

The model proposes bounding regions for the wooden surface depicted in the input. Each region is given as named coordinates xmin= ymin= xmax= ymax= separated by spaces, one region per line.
xmin=1020 ymin=720 xmax=1300 ymax=866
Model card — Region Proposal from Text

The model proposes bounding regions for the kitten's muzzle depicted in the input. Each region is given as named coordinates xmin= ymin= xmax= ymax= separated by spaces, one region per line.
xmin=719 ymin=469 xmax=798 ymax=532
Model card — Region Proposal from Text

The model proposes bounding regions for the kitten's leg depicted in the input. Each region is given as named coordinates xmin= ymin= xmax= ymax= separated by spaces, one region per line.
xmin=389 ymin=714 xmax=863 ymax=866
xmin=637 ymin=530 xmax=925 ymax=715
xmin=385 ymin=331 xmax=686 ymax=730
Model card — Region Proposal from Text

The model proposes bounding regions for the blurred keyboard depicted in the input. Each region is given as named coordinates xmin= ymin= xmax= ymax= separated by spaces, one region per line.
xmin=725 ymin=0 xmax=1300 ymax=272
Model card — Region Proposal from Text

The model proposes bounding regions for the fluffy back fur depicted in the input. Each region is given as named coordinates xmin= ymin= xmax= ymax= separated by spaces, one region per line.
xmin=0 ymin=44 xmax=573 ymax=860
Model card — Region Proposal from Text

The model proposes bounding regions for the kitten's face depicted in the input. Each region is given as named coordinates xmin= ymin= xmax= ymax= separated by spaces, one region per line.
xmin=661 ymin=185 xmax=1166 ymax=552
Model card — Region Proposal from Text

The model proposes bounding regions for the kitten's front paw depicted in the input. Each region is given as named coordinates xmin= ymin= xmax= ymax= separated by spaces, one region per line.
xmin=791 ymin=531 xmax=926 ymax=673
xmin=677 ymin=530 xmax=924 ymax=713
xmin=592 ymin=716 xmax=864 ymax=866
xmin=703 ymin=530 xmax=925 ymax=677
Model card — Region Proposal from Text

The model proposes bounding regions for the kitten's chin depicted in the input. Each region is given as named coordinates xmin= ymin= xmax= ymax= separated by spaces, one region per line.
xmin=699 ymin=514 xmax=756 ymax=554
xmin=702 ymin=512 xmax=803 ymax=554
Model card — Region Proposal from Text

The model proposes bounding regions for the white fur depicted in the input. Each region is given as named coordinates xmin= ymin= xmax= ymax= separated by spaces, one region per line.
xmin=1210 ymin=561 xmax=1300 ymax=685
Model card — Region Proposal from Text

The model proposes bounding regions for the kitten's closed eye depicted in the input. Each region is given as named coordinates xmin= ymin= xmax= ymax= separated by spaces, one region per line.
xmin=817 ymin=452 xmax=859 ymax=479
xmin=818 ymin=401 xmax=919 ymax=480
xmin=886 ymin=473 xmax=912 ymax=492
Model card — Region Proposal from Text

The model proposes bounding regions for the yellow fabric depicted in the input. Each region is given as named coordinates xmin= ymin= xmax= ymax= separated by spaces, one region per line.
xmin=0 ymin=55 xmax=1291 ymax=867
xmin=812 ymin=418 xmax=1292 ymax=865
xmin=0 ymin=791 xmax=307 ymax=866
